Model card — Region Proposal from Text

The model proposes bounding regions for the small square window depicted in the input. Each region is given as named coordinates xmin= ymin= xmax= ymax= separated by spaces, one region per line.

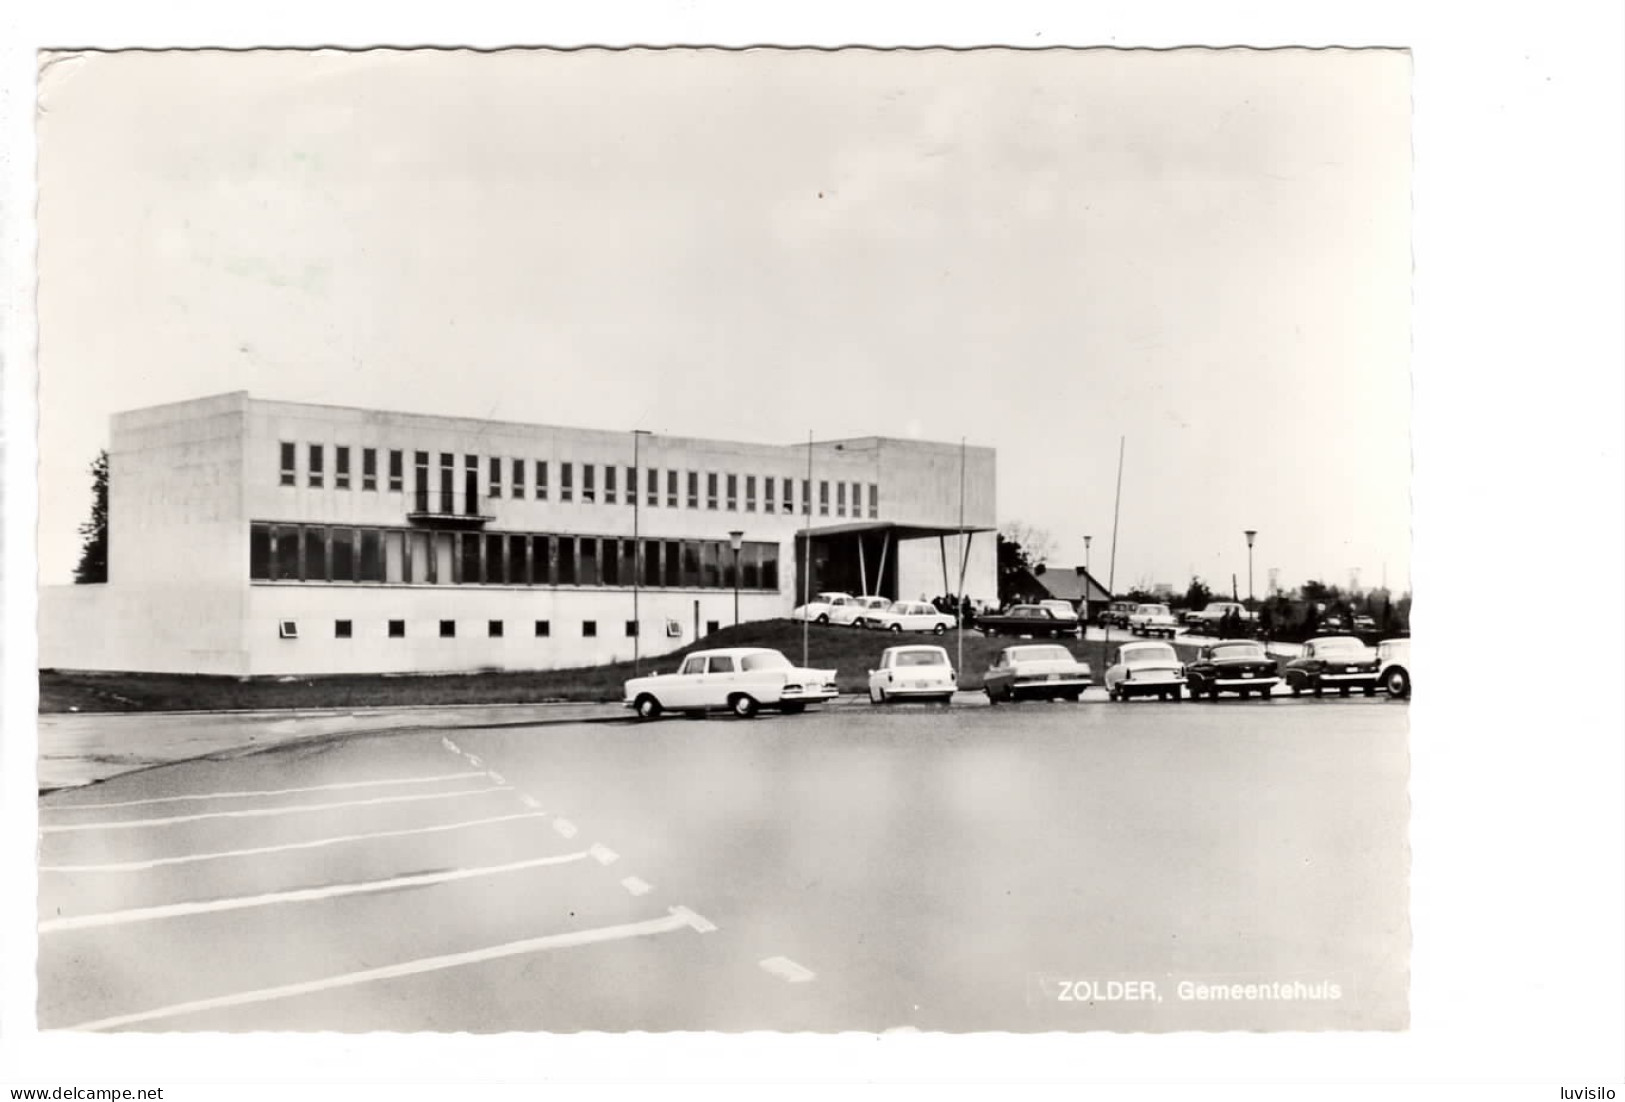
xmin=489 ymin=619 xmax=504 ymax=638
xmin=278 ymin=620 xmax=299 ymax=639
xmin=440 ymin=620 xmax=456 ymax=638
xmin=625 ymin=620 xmax=639 ymax=637
xmin=582 ymin=620 xmax=598 ymax=638
xmin=706 ymin=620 xmax=720 ymax=636
xmin=534 ymin=620 xmax=551 ymax=638
xmin=388 ymin=619 xmax=405 ymax=638
xmin=335 ymin=619 xmax=352 ymax=638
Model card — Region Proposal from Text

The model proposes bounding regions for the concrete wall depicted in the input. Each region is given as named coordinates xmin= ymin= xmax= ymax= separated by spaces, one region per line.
xmin=39 ymin=583 xmax=252 ymax=675
xmin=245 ymin=584 xmax=783 ymax=675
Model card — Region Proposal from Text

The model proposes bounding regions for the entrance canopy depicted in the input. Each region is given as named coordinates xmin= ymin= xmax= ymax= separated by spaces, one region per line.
xmin=794 ymin=521 xmax=995 ymax=600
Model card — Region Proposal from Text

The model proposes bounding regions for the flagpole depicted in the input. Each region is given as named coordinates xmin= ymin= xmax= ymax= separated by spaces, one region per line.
xmin=802 ymin=430 xmax=812 ymax=670
xmin=1104 ymin=437 xmax=1125 ymax=670
xmin=956 ymin=437 xmax=967 ymax=688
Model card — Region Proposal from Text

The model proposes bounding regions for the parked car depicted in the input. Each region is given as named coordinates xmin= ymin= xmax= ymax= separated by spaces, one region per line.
xmin=1352 ymin=614 xmax=1378 ymax=634
xmin=1188 ymin=601 xmax=1256 ymax=635
xmin=868 ymin=645 xmax=957 ymax=704
xmin=1128 ymin=603 xmax=1180 ymax=639
xmin=789 ymin=591 xmax=855 ymax=624
xmin=974 ymin=604 xmax=1080 ymax=638
xmin=1104 ymin=641 xmax=1187 ymax=701
xmin=1375 ymin=637 xmax=1411 ymax=698
xmin=831 ymin=595 xmax=892 ymax=628
xmin=864 ymin=600 xmax=958 ymax=634
xmin=1282 ymin=636 xmax=1380 ymax=697
xmin=623 ymin=647 xmax=838 ymax=719
xmin=1036 ymin=600 xmax=1084 ymax=632
xmin=1100 ymin=600 xmax=1139 ymax=628
xmin=983 ymin=644 xmax=1092 ymax=703
xmin=1184 ymin=640 xmax=1280 ymax=700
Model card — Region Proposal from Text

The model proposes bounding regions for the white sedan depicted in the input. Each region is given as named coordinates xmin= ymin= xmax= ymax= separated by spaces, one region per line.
xmin=982 ymin=644 xmax=1093 ymax=703
xmin=867 ymin=645 xmax=957 ymax=704
xmin=789 ymin=591 xmax=855 ymax=624
xmin=831 ymin=595 xmax=893 ymax=628
xmin=622 ymin=647 xmax=838 ymax=719
xmin=864 ymin=600 xmax=957 ymax=634
xmin=1104 ymin=641 xmax=1187 ymax=701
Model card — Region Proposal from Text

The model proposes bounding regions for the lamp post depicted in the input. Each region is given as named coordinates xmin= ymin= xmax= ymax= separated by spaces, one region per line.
xmin=1243 ymin=529 xmax=1257 ymax=605
xmin=632 ymin=430 xmax=651 ymax=675
xmin=729 ymin=529 xmax=744 ymax=627
xmin=1082 ymin=535 xmax=1093 ymax=635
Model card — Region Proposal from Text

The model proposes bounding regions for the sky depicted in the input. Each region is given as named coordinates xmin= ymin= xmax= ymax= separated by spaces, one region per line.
xmin=35 ymin=47 xmax=1412 ymax=594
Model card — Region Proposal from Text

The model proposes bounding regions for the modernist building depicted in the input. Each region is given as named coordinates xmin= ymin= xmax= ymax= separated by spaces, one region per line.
xmin=41 ymin=393 xmax=998 ymax=675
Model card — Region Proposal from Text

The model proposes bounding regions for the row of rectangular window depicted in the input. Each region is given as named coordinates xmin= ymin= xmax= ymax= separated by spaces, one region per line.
xmin=313 ymin=618 xmax=700 ymax=640
xmin=279 ymin=443 xmax=880 ymax=519
xmin=249 ymin=522 xmax=782 ymax=590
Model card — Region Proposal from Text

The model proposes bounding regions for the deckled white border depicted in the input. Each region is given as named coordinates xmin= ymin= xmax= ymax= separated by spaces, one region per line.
xmin=2 ymin=1 xmax=1622 ymax=1095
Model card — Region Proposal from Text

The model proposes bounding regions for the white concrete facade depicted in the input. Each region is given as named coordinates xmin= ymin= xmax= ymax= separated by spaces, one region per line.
xmin=40 ymin=392 xmax=998 ymax=675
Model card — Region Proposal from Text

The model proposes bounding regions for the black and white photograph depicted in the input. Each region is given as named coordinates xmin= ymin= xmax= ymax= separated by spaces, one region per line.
xmin=28 ymin=45 xmax=1414 ymax=1035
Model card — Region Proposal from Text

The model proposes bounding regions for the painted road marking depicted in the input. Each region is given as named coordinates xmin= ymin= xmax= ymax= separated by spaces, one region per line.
xmin=759 ymin=956 xmax=816 ymax=983
xmin=552 ymin=818 xmax=578 ymax=839
xmin=669 ymin=905 xmax=717 ymax=933
xmin=37 ymin=785 xmax=513 ymax=834
xmin=39 ymin=772 xmax=490 ymax=812
xmin=519 ymin=794 xmax=543 ymax=810
xmin=59 ymin=906 xmax=714 ymax=1032
xmin=621 ymin=876 xmax=652 ymax=897
xmin=486 ymin=771 xmax=506 ymax=786
xmin=466 ymin=754 xmax=484 ymax=768
xmin=39 ymin=812 xmax=554 ymax=873
xmin=441 ymin=737 xmax=460 ymax=754
xmin=588 ymin=844 xmax=619 ymax=866
xmin=40 ymin=850 xmax=592 ymax=933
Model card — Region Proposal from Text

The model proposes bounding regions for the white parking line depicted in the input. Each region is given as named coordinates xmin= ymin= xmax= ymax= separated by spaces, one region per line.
xmin=552 ymin=818 xmax=578 ymax=839
xmin=40 ymin=850 xmax=593 ymax=933
xmin=40 ymin=772 xmax=490 ymax=812
xmin=588 ymin=844 xmax=619 ymax=866
xmin=59 ymin=906 xmax=712 ymax=1032
xmin=441 ymin=737 xmax=460 ymax=754
xmin=759 ymin=956 xmax=816 ymax=983
xmin=465 ymin=754 xmax=484 ymax=768
xmin=620 ymin=876 xmax=652 ymax=897
xmin=519 ymin=794 xmax=543 ymax=810
xmin=39 ymin=811 xmax=555 ymax=873
xmin=669 ymin=905 xmax=717 ymax=933
xmin=486 ymin=771 xmax=506 ymax=786
xmin=37 ymin=785 xmax=512 ymax=834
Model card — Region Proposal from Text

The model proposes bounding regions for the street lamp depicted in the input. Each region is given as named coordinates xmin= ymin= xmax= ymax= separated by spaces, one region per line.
xmin=1082 ymin=535 xmax=1093 ymax=634
xmin=632 ymin=430 xmax=651 ymax=675
xmin=728 ymin=529 xmax=744 ymax=627
xmin=1243 ymin=530 xmax=1257 ymax=605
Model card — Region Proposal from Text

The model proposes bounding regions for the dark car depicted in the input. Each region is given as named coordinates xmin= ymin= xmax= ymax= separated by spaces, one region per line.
xmin=974 ymin=605 xmax=1080 ymax=639
xmin=1184 ymin=640 xmax=1280 ymax=700
xmin=1283 ymin=636 xmax=1380 ymax=697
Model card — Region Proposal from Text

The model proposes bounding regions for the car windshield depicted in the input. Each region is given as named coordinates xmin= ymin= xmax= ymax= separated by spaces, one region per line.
xmin=1138 ymin=605 xmax=1169 ymax=615
xmin=1212 ymin=643 xmax=1267 ymax=659
xmin=1127 ymin=645 xmax=1177 ymax=663
xmin=895 ymin=651 xmax=948 ymax=667
xmin=863 ymin=598 xmax=891 ymax=608
xmin=1012 ymin=646 xmax=1073 ymax=663
xmin=740 ymin=652 xmax=792 ymax=672
xmin=1315 ymin=639 xmax=1366 ymax=656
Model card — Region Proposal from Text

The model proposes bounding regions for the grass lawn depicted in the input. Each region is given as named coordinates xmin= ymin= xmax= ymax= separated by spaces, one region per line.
xmin=39 ymin=619 xmax=1247 ymax=714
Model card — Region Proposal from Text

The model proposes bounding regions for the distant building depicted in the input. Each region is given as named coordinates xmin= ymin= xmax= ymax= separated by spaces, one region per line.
xmin=40 ymin=392 xmax=997 ymax=675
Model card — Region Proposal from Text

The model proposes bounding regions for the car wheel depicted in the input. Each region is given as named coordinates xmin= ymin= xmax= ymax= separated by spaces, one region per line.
xmin=816 ymin=614 xmax=830 ymax=625
xmin=985 ymin=687 xmax=999 ymax=705
xmin=1385 ymin=668 xmax=1410 ymax=698
xmin=1312 ymin=681 xmax=1324 ymax=698
xmin=889 ymin=623 xmax=903 ymax=632
xmin=1290 ymin=678 xmax=1303 ymax=696
xmin=1239 ymin=688 xmax=1250 ymax=699
xmin=780 ymin=702 xmax=806 ymax=715
xmin=1362 ymin=685 xmax=1376 ymax=697
xmin=1339 ymin=686 xmax=1350 ymax=698
xmin=633 ymin=694 xmax=662 ymax=721
xmin=1260 ymin=687 xmax=1273 ymax=700
xmin=869 ymin=685 xmax=885 ymax=705
xmin=984 ymin=626 xmax=998 ymax=637
xmin=850 ymin=619 xmax=863 ymax=629
xmin=1170 ymin=685 xmax=1182 ymax=702
xmin=729 ymin=694 xmax=759 ymax=719
xmin=933 ymin=624 xmax=946 ymax=635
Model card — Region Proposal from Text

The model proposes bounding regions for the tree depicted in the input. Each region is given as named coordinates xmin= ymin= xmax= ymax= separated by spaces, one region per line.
xmin=1182 ymin=576 xmax=1213 ymax=612
xmin=73 ymin=450 xmax=109 ymax=584
xmin=996 ymin=522 xmax=1055 ymax=606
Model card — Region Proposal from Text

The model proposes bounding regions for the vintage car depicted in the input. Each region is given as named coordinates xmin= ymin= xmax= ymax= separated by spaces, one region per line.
xmin=867 ymin=645 xmax=957 ymax=704
xmin=831 ymin=595 xmax=893 ymax=628
xmin=1035 ymin=600 xmax=1084 ymax=633
xmin=789 ymin=591 xmax=856 ymax=624
xmin=1104 ymin=641 xmax=1187 ymax=701
xmin=974 ymin=604 xmax=1080 ymax=638
xmin=1282 ymin=636 xmax=1380 ymax=697
xmin=623 ymin=647 xmax=838 ymax=719
xmin=1128 ymin=603 xmax=1180 ymax=638
xmin=1183 ymin=640 xmax=1280 ymax=700
xmin=982 ymin=644 xmax=1092 ymax=703
xmin=864 ymin=600 xmax=958 ymax=634
xmin=1188 ymin=601 xmax=1256 ymax=635
xmin=1099 ymin=600 xmax=1139 ymax=628
xmin=1375 ymin=637 xmax=1411 ymax=698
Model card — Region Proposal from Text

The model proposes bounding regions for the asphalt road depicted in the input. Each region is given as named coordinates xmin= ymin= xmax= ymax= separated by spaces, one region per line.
xmin=38 ymin=695 xmax=1409 ymax=1033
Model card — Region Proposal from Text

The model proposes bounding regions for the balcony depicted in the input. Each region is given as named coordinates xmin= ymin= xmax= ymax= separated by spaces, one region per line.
xmin=407 ymin=490 xmax=495 ymax=527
